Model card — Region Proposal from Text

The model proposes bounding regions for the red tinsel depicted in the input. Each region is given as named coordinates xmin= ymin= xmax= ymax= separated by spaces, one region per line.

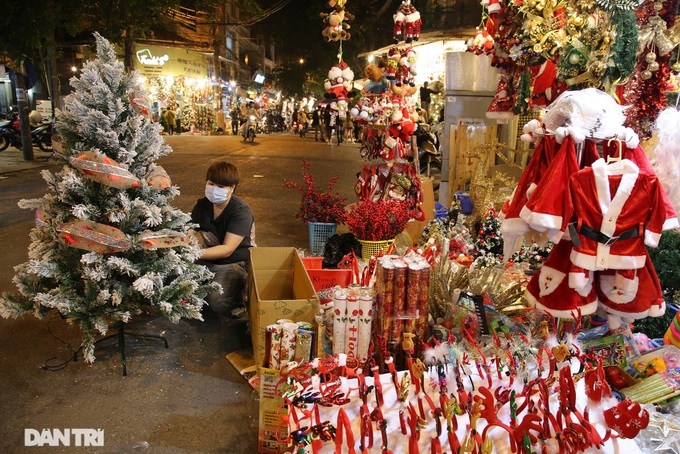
xmin=621 ymin=0 xmax=678 ymax=139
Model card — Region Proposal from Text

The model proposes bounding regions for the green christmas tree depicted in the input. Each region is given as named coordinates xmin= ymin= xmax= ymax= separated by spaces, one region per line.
xmin=181 ymin=106 xmax=197 ymax=132
xmin=0 ymin=33 xmax=218 ymax=362
xmin=472 ymin=204 xmax=504 ymax=268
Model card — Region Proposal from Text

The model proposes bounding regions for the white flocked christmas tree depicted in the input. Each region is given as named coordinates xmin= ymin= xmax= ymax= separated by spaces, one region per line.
xmin=0 ymin=33 xmax=218 ymax=362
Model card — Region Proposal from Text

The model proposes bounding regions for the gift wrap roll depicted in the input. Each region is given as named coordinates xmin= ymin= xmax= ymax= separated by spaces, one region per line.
xmin=391 ymin=260 xmax=407 ymax=347
xmin=405 ymin=263 xmax=422 ymax=334
xmin=357 ymin=287 xmax=375 ymax=364
xmin=379 ymin=261 xmax=396 ymax=346
xmin=345 ymin=291 xmax=360 ymax=358
xmin=416 ymin=262 xmax=431 ymax=342
xmin=279 ymin=322 xmax=298 ymax=368
xmin=266 ymin=324 xmax=283 ymax=369
xmin=332 ymin=289 xmax=348 ymax=355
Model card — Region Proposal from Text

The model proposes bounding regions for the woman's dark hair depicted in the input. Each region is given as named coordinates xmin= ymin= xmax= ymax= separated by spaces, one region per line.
xmin=206 ymin=161 xmax=240 ymax=188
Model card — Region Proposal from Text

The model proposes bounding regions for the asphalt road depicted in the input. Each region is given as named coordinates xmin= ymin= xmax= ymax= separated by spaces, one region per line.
xmin=0 ymin=131 xmax=364 ymax=453
xmin=0 ymin=131 xmax=365 ymax=293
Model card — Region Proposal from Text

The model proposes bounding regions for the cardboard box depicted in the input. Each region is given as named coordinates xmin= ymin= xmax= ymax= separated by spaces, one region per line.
xmin=249 ymin=247 xmax=320 ymax=367
xmin=258 ymin=367 xmax=290 ymax=453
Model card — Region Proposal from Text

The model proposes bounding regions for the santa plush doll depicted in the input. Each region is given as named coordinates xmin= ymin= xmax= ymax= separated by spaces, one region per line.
xmin=386 ymin=47 xmax=401 ymax=80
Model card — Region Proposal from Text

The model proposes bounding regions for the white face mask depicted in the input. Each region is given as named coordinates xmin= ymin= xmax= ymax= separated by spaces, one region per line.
xmin=205 ymin=184 xmax=233 ymax=205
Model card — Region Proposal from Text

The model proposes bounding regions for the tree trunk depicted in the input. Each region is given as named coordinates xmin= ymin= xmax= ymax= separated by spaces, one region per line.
xmin=47 ymin=40 xmax=60 ymax=115
xmin=124 ymin=27 xmax=134 ymax=72
xmin=12 ymin=71 xmax=34 ymax=161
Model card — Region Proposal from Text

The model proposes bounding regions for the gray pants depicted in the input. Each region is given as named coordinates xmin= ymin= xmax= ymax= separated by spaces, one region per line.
xmin=202 ymin=261 xmax=248 ymax=314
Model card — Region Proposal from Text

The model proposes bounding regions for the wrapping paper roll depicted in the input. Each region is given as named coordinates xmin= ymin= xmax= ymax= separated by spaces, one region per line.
xmin=391 ymin=261 xmax=408 ymax=346
xmin=405 ymin=264 xmax=422 ymax=334
xmin=357 ymin=287 xmax=375 ymax=364
xmin=332 ymin=289 xmax=348 ymax=355
xmin=380 ymin=263 xmax=395 ymax=346
xmin=279 ymin=322 xmax=298 ymax=368
xmin=294 ymin=330 xmax=314 ymax=364
xmin=345 ymin=291 xmax=360 ymax=358
xmin=416 ymin=264 xmax=431 ymax=343
xmin=266 ymin=324 xmax=282 ymax=369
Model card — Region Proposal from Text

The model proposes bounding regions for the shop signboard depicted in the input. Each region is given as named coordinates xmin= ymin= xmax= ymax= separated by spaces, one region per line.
xmin=133 ymin=44 xmax=209 ymax=78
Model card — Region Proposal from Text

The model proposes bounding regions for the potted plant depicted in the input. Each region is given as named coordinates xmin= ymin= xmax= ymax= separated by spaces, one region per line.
xmin=346 ymin=199 xmax=416 ymax=259
xmin=283 ymin=159 xmax=348 ymax=255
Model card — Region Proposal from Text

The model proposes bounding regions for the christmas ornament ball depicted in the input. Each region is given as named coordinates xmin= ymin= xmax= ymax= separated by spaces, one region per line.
xmin=648 ymin=61 xmax=660 ymax=72
xmin=645 ymin=52 xmax=657 ymax=63
xmin=672 ymin=62 xmax=680 ymax=72
xmin=568 ymin=53 xmax=580 ymax=64
xmin=641 ymin=70 xmax=653 ymax=80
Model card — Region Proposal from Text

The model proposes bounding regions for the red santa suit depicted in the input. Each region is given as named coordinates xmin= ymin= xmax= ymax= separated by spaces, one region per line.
xmin=525 ymin=240 xmax=598 ymax=318
xmin=520 ymin=136 xmax=601 ymax=243
xmin=602 ymin=141 xmax=679 ymax=231
xmin=565 ymin=158 xmax=666 ymax=271
xmin=595 ymin=255 xmax=666 ymax=327
xmin=500 ymin=135 xmax=558 ymax=257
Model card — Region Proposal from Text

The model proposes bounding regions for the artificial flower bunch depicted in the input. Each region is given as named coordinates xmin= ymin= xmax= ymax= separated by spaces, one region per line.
xmin=283 ymin=159 xmax=348 ymax=224
xmin=346 ymin=199 xmax=416 ymax=241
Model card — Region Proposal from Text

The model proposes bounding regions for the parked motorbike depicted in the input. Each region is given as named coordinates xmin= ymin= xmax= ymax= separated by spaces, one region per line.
xmin=414 ymin=123 xmax=442 ymax=190
xmin=0 ymin=114 xmax=53 ymax=152
xmin=242 ymin=115 xmax=257 ymax=143
xmin=296 ymin=120 xmax=308 ymax=138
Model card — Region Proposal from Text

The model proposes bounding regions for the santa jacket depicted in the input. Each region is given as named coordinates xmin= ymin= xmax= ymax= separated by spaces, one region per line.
xmin=565 ymin=158 xmax=666 ymax=271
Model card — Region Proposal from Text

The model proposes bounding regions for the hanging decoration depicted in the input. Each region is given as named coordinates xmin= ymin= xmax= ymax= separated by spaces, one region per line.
xmin=70 ymin=152 xmax=141 ymax=189
xmin=320 ymin=0 xmax=354 ymax=42
xmin=56 ymin=220 xmax=131 ymax=254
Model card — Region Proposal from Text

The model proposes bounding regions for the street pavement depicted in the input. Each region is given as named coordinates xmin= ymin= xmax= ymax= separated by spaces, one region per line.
xmin=0 ymin=132 xmax=364 ymax=453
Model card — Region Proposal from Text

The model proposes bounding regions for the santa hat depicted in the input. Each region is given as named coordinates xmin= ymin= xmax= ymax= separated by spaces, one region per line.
xmin=525 ymin=240 xmax=598 ymax=319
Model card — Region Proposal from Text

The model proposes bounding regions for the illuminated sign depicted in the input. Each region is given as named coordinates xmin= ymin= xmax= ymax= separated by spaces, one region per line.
xmin=254 ymin=74 xmax=265 ymax=84
xmin=136 ymin=49 xmax=170 ymax=66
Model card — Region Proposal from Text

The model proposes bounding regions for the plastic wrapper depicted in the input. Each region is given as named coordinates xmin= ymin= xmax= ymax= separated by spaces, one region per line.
xmin=293 ymin=330 xmax=314 ymax=364
xmin=56 ymin=220 xmax=131 ymax=254
xmin=137 ymin=229 xmax=190 ymax=249
xmin=377 ymin=260 xmax=395 ymax=346
xmin=345 ymin=291 xmax=360 ymax=358
xmin=265 ymin=324 xmax=282 ymax=369
xmin=146 ymin=165 xmax=172 ymax=189
xmin=357 ymin=287 xmax=374 ymax=364
xmin=332 ymin=289 xmax=348 ymax=355
xmin=279 ymin=322 xmax=298 ymax=368
xmin=70 ymin=152 xmax=140 ymax=189
xmin=35 ymin=209 xmax=51 ymax=229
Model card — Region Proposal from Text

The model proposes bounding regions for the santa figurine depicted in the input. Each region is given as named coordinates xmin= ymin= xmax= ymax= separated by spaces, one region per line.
xmin=404 ymin=3 xmax=421 ymax=43
xmin=386 ymin=47 xmax=401 ymax=81
xmin=326 ymin=61 xmax=354 ymax=101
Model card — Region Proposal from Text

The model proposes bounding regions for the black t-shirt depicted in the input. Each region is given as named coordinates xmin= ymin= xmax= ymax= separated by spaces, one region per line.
xmin=191 ymin=195 xmax=254 ymax=264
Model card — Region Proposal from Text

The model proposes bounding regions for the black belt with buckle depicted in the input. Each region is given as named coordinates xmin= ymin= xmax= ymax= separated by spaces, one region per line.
xmin=577 ymin=222 xmax=641 ymax=247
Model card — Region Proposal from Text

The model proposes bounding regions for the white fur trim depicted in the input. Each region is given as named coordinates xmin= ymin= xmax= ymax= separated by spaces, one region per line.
xmin=645 ymin=229 xmax=661 ymax=248
xmin=570 ymin=249 xmax=646 ymax=271
xmin=337 ymin=353 xmax=347 ymax=367
xmin=526 ymin=290 xmax=598 ymax=318
xmin=311 ymin=375 xmax=321 ymax=391
xmin=500 ymin=217 xmax=529 ymax=234
xmin=601 ymin=304 xmax=650 ymax=321
xmin=649 ymin=300 xmax=666 ymax=317
xmin=340 ymin=376 xmax=349 ymax=396
xmin=394 ymin=11 xmax=406 ymax=22
xmin=526 ymin=183 xmax=538 ymax=199
xmin=385 ymin=357 xmax=394 ymax=364
xmin=663 ymin=217 xmax=680 ymax=231
xmin=546 ymin=228 xmax=565 ymax=244
xmin=487 ymin=3 xmax=501 ymax=12
xmin=591 ymin=158 xmax=639 ymax=237
xmin=569 ymin=271 xmax=590 ymax=290
xmin=311 ymin=358 xmax=320 ymax=368
xmin=406 ymin=11 xmax=421 ymax=22
xmin=527 ymin=212 xmax=563 ymax=232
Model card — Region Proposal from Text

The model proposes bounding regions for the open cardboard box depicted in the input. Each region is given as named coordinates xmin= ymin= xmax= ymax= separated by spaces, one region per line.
xmin=249 ymin=247 xmax=321 ymax=369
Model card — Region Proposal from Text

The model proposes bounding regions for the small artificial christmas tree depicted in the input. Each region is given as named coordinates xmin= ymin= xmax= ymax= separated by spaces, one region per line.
xmin=472 ymin=204 xmax=504 ymax=268
xmin=0 ymin=33 xmax=218 ymax=362
xmin=181 ymin=106 xmax=197 ymax=132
